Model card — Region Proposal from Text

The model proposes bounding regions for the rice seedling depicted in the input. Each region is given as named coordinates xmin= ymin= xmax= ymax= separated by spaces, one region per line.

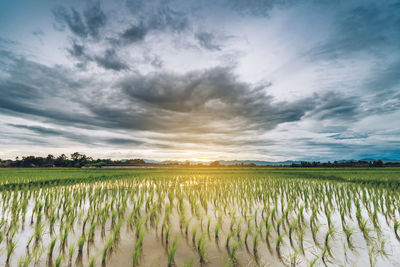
xmin=68 ymin=244 xmax=76 ymax=265
xmin=6 ymin=240 xmax=16 ymax=263
xmin=276 ymin=234 xmax=284 ymax=260
xmin=394 ymin=220 xmax=400 ymax=241
xmin=192 ymin=226 xmax=197 ymax=246
xmin=167 ymin=236 xmax=178 ymax=267
xmin=78 ymin=235 xmax=85 ymax=255
xmin=226 ymin=231 xmax=233 ymax=249
xmin=184 ymin=258 xmax=194 ymax=267
xmin=89 ymin=256 xmax=95 ymax=267
xmin=253 ymin=233 xmax=259 ymax=255
xmin=215 ymin=222 xmax=221 ymax=240
xmin=343 ymin=225 xmax=354 ymax=249
xmin=230 ymin=241 xmax=240 ymax=263
xmin=197 ymin=233 xmax=207 ymax=264
xmin=55 ymin=254 xmax=63 ymax=267
xmin=166 ymin=225 xmax=171 ymax=245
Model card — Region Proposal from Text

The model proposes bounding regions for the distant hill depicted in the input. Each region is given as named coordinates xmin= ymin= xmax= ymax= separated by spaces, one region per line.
xmin=143 ymin=158 xmax=400 ymax=166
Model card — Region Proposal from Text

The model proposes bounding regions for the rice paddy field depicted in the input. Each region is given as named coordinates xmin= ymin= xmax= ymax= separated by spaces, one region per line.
xmin=1 ymin=167 xmax=400 ymax=267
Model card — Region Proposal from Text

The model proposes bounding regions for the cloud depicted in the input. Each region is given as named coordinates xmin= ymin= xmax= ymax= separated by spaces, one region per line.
xmin=120 ymin=24 xmax=148 ymax=44
xmin=309 ymin=3 xmax=400 ymax=58
xmin=94 ymin=48 xmax=129 ymax=71
xmin=309 ymin=92 xmax=361 ymax=121
xmin=147 ymin=6 xmax=189 ymax=33
xmin=67 ymin=40 xmax=86 ymax=59
xmin=7 ymin=124 xmax=143 ymax=147
xmin=115 ymin=67 xmax=316 ymax=133
xmin=52 ymin=1 xmax=106 ymax=39
xmin=53 ymin=6 xmax=88 ymax=38
xmin=195 ymin=32 xmax=221 ymax=51
xmin=83 ymin=2 xmax=107 ymax=39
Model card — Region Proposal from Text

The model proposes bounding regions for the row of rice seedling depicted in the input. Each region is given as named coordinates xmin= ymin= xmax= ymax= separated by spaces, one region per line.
xmin=0 ymin=168 xmax=399 ymax=266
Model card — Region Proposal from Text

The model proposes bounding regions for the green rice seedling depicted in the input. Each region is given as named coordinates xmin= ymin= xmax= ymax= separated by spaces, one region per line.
xmin=277 ymin=217 xmax=284 ymax=236
xmin=167 ymin=236 xmax=178 ymax=267
xmin=359 ymin=218 xmax=372 ymax=243
xmin=276 ymin=234 xmax=284 ymax=260
xmin=368 ymin=247 xmax=377 ymax=267
xmin=230 ymin=241 xmax=240 ymax=263
xmin=104 ymin=235 xmax=115 ymax=262
xmin=311 ymin=224 xmax=321 ymax=247
xmin=166 ymin=225 xmax=171 ymax=245
xmin=18 ymin=254 xmax=33 ymax=267
xmin=184 ymin=258 xmax=194 ymax=267
xmin=6 ymin=240 xmax=16 ymax=263
xmin=132 ymin=246 xmax=140 ymax=267
xmin=198 ymin=233 xmax=207 ymax=264
xmin=68 ymin=244 xmax=76 ymax=265
xmin=82 ymin=216 xmax=89 ymax=235
xmin=34 ymin=222 xmax=45 ymax=244
xmin=244 ymin=227 xmax=251 ymax=247
xmin=114 ymin=220 xmax=122 ymax=241
xmin=310 ymin=256 xmax=318 ymax=267
xmin=50 ymin=214 xmax=57 ymax=235
xmin=324 ymin=227 xmax=335 ymax=257
xmin=321 ymin=246 xmax=329 ymax=266
xmin=185 ymin=219 xmax=191 ymax=236
xmin=343 ymin=225 xmax=354 ymax=249
xmin=192 ymin=226 xmax=197 ymax=245
xmin=78 ymin=235 xmax=85 ymax=255
xmin=298 ymin=228 xmax=305 ymax=255
xmin=253 ymin=233 xmax=259 ymax=256
xmin=61 ymin=224 xmax=70 ymax=250
xmin=215 ymin=222 xmax=221 ymax=239
xmin=394 ymin=220 xmax=400 ymax=241
xmin=89 ymin=256 xmax=95 ymax=267
xmin=288 ymin=221 xmax=297 ymax=247
xmin=55 ymin=254 xmax=63 ymax=267
xmin=226 ymin=231 xmax=233 ymax=249
xmin=136 ymin=219 xmax=143 ymax=239
xmin=289 ymin=250 xmax=299 ymax=266
xmin=48 ymin=236 xmax=57 ymax=259
xmin=88 ymin=223 xmax=96 ymax=243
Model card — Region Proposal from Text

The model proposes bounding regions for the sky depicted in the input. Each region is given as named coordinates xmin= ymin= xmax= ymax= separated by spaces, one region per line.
xmin=0 ymin=0 xmax=399 ymax=161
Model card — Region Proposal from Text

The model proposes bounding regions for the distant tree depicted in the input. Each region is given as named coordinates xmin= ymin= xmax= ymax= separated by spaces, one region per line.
xmin=54 ymin=154 xmax=68 ymax=167
xmin=210 ymin=161 xmax=221 ymax=167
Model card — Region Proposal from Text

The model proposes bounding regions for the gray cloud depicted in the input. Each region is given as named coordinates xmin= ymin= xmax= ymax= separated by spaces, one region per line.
xmin=53 ymin=2 xmax=106 ymax=39
xmin=83 ymin=2 xmax=107 ymax=39
xmin=115 ymin=67 xmax=315 ymax=133
xmin=309 ymin=92 xmax=361 ymax=121
xmin=94 ymin=48 xmax=129 ymax=71
xmin=53 ymin=6 xmax=88 ymax=38
xmin=8 ymin=124 xmax=143 ymax=147
xmin=120 ymin=24 xmax=148 ymax=44
xmin=195 ymin=32 xmax=221 ymax=51
xmin=310 ymin=3 xmax=400 ymax=58
xmin=8 ymin=124 xmax=94 ymax=144
xmin=67 ymin=40 xmax=86 ymax=59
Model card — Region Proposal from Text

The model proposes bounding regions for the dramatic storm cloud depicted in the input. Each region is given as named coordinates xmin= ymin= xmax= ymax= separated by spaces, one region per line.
xmin=0 ymin=0 xmax=399 ymax=161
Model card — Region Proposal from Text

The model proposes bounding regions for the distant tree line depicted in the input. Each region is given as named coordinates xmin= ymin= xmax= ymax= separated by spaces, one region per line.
xmin=0 ymin=154 xmax=398 ymax=168
xmin=289 ymin=160 xmax=399 ymax=167
xmin=0 ymin=153 xmax=145 ymax=168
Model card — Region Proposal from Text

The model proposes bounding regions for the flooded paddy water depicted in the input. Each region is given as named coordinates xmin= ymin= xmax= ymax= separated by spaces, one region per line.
xmin=0 ymin=168 xmax=400 ymax=266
